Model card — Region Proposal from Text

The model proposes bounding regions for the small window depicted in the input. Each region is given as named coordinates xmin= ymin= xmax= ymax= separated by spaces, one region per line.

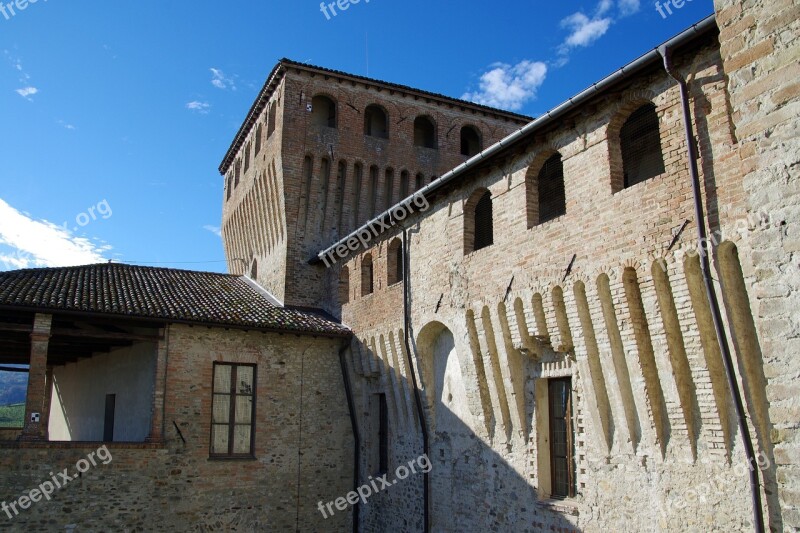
xmin=234 ymin=160 xmax=241 ymax=187
xmin=267 ymin=103 xmax=277 ymax=138
xmin=244 ymin=142 xmax=251 ymax=172
xmin=387 ymin=238 xmax=403 ymax=285
xmin=371 ymin=393 xmax=389 ymax=475
xmin=460 ymin=126 xmax=482 ymax=156
xmin=365 ymin=104 xmax=388 ymax=139
xmin=464 ymin=189 xmax=493 ymax=253
xmin=311 ymin=95 xmax=337 ymax=128
xmin=620 ymin=103 xmax=665 ymax=188
xmin=339 ymin=266 xmax=350 ymax=304
xmin=537 ymin=154 xmax=566 ymax=225
xmin=104 ymin=394 xmax=116 ymax=442
xmin=226 ymin=173 xmax=233 ymax=201
xmin=353 ymin=163 xmax=364 ymax=227
xmin=361 ymin=254 xmax=374 ymax=296
xmin=250 ymin=259 xmax=258 ymax=279
xmin=414 ymin=116 xmax=437 ymax=149
xmin=415 ymin=173 xmax=424 ymax=191
xmin=549 ymin=378 xmax=575 ymax=498
xmin=210 ymin=363 xmax=256 ymax=458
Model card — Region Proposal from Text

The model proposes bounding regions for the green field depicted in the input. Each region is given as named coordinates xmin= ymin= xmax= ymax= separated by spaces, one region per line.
xmin=0 ymin=403 xmax=25 ymax=428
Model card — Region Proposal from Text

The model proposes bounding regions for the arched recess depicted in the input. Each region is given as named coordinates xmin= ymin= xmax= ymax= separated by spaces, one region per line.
xmin=311 ymin=94 xmax=337 ymax=128
xmin=416 ymin=321 xmax=474 ymax=434
xmin=364 ymin=104 xmax=389 ymax=138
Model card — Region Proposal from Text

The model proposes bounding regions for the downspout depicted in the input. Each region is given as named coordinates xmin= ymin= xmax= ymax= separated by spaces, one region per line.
xmin=658 ymin=45 xmax=765 ymax=533
xmin=338 ymin=341 xmax=360 ymax=533
xmin=401 ymin=227 xmax=430 ymax=533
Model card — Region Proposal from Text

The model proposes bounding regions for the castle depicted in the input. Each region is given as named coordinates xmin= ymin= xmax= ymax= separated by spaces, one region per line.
xmin=0 ymin=1 xmax=797 ymax=531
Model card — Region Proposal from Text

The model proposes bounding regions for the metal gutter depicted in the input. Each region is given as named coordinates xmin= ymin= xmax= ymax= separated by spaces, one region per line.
xmin=311 ymin=14 xmax=718 ymax=266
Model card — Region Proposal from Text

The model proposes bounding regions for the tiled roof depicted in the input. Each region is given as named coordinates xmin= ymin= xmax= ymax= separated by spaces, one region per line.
xmin=0 ymin=263 xmax=350 ymax=337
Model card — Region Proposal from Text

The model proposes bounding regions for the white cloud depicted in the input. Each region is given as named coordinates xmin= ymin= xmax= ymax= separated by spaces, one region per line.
xmin=0 ymin=198 xmax=109 ymax=271
xmin=560 ymin=12 xmax=613 ymax=50
xmin=203 ymin=225 xmax=222 ymax=238
xmin=210 ymin=68 xmax=235 ymax=90
xmin=461 ymin=60 xmax=548 ymax=111
xmin=186 ymin=101 xmax=211 ymax=114
xmin=58 ymin=120 xmax=76 ymax=130
xmin=15 ymin=86 xmax=38 ymax=100
xmin=618 ymin=0 xmax=641 ymax=16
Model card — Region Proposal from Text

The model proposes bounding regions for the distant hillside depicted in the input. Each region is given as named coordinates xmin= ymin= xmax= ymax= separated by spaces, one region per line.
xmin=0 ymin=371 xmax=28 ymax=407
xmin=0 ymin=403 xmax=24 ymax=428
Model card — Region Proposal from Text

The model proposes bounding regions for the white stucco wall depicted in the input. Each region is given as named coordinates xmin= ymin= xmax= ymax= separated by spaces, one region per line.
xmin=48 ymin=342 xmax=156 ymax=442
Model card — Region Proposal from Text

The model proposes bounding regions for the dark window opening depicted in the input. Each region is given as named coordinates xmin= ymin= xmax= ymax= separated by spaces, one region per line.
xmin=254 ymin=123 xmax=263 ymax=155
xmin=474 ymin=191 xmax=493 ymax=251
xmin=387 ymin=239 xmax=403 ymax=285
xmin=384 ymin=168 xmax=394 ymax=211
xmin=414 ymin=116 xmax=437 ymax=149
xmin=311 ymin=95 xmax=337 ymax=128
xmin=244 ymin=142 xmax=251 ymax=172
xmin=267 ymin=104 xmax=277 ymax=138
xmin=364 ymin=105 xmax=388 ymax=139
xmin=368 ymin=166 xmax=379 ymax=218
xmin=415 ymin=173 xmax=424 ymax=191
xmin=538 ymin=154 xmax=566 ymax=224
xmin=353 ymin=163 xmax=363 ymax=226
xmin=549 ymin=378 xmax=575 ymax=499
xmin=620 ymin=103 xmax=665 ymax=188
xmin=361 ymin=254 xmax=374 ymax=296
xmin=378 ymin=393 xmax=388 ymax=475
xmin=250 ymin=259 xmax=258 ymax=279
xmin=103 ymin=394 xmax=116 ymax=442
xmin=400 ymin=170 xmax=410 ymax=199
xmin=460 ymin=126 xmax=482 ymax=156
xmin=226 ymin=173 xmax=233 ymax=201
xmin=210 ymin=363 xmax=256 ymax=457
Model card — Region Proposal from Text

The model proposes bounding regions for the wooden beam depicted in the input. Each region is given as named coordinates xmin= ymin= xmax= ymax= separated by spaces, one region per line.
xmin=0 ymin=322 xmax=32 ymax=333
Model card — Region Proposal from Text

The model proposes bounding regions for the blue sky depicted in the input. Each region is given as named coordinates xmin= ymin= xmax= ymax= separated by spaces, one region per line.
xmin=0 ymin=0 xmax=714 ymax=273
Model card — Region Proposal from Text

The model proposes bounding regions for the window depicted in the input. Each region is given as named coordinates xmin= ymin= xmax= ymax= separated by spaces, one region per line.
xmin=413 ymin=116 xmax=437 ymax=149
xmin=226 ymin=173 xmax=233 ymax=201
xmin=528 ymin=153 xmax=566 ymax=227
xmin=250 ymin=259 xmax=258 ymax=279
xmin=104 ymin=394 xmax=116 ymax=442
xmin=620 ymin=103 xmax=665 ymax=188
xmin=234 ymin=160 xmax=241 ymax=187
xmin=372 ymin=393 xmax=389 ymax=475
xmin=387 ymin=238 xmax=403 ymax=285
xmin=549 ymin=378 xmax=575 ymax=498
xmin=415 ymin=173 xmax=424 ymax=191
xmin=311 ymin=95 xmax=337 ymax=128
xmin=267 ymin=103 xmax=277 ymax=138
xmin=0 ymin=365 xmax=28 ymax=429
xmin=465 ymin=189 xmax=493 ymax=253
xmin=361 ymin=254 xmax=374 ymax=296
xmin=364 ymin=104 xmax=388 ymax=139
xmin=336 ymin=161 xmax=347 ymax=233
xmin=353 ymin=163 xmax=363 ymax=227
xmin=254 ymin=123 xmax=263 ymax=155
xmin=460 ymin=125 xmax=482 ymax=156
xmin=211 ymin=363 xmax=256 ymax=457
xmin=400 ymin=171 xmax=410 ymax=199
xmin=339 ymin=266 xmax=350 ymax=304
xmin=244 ymin=142 xmax=251 ymax=172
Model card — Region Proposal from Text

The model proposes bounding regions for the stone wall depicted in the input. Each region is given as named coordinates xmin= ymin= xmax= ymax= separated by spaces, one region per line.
xmin=0 ymin=324 xmax=354 ymax=532
xmin=338 ymin=34 xmax=787 ymax=532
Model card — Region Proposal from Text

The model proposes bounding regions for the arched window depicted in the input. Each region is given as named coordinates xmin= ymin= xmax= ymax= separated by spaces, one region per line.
xmin=244 ymin=142 xmax=251 ymax=172
xmin=460 ymin=126 xmax=482 ymax=156
xmin=339 ymin=266 xmax=350 ymax=304
xmin=352 ymin=162 xmax=363 ymax=226
xmin=415 ymin=173 xmax=424 ymax=191
xmin=250 ymin=259 xmax=258 ymax=279
xmin=364 ymin=104 xmax=388 ymax=139
xmin=226 ymin=173 xmax=233 ymax=200
xmin=527 ymin=153 xmax=566 ymax=227
xmin=234 ymin=160 xmax=241 ymax=187
xmin=311 ymin=95 xmax=337 ymax=128
xmin=267 ymin=103 xmax=277 ymax=138
xmin=361 ymin=254 xmax=374 ymax=296
xmin=464 ymin=189 xmax=493 ymax=253
xmin=400 ymin=170 xmax=410 ymax=199
xmin=620 ymin=103 xmax=665 ymax=188
xmin=387 ymin=238 xmax=403 ymax=285
xmin=414 ymin=116 xmax=437 ymax=149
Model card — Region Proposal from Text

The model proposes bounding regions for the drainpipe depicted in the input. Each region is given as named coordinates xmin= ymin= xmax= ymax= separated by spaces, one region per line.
xmin=658 ymin=44 xmax=765 ymax=533
xmin=338 ymin=342 xmax=360 ymax=533
xmin=401 ymin=227 xmax=430 ymax=533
